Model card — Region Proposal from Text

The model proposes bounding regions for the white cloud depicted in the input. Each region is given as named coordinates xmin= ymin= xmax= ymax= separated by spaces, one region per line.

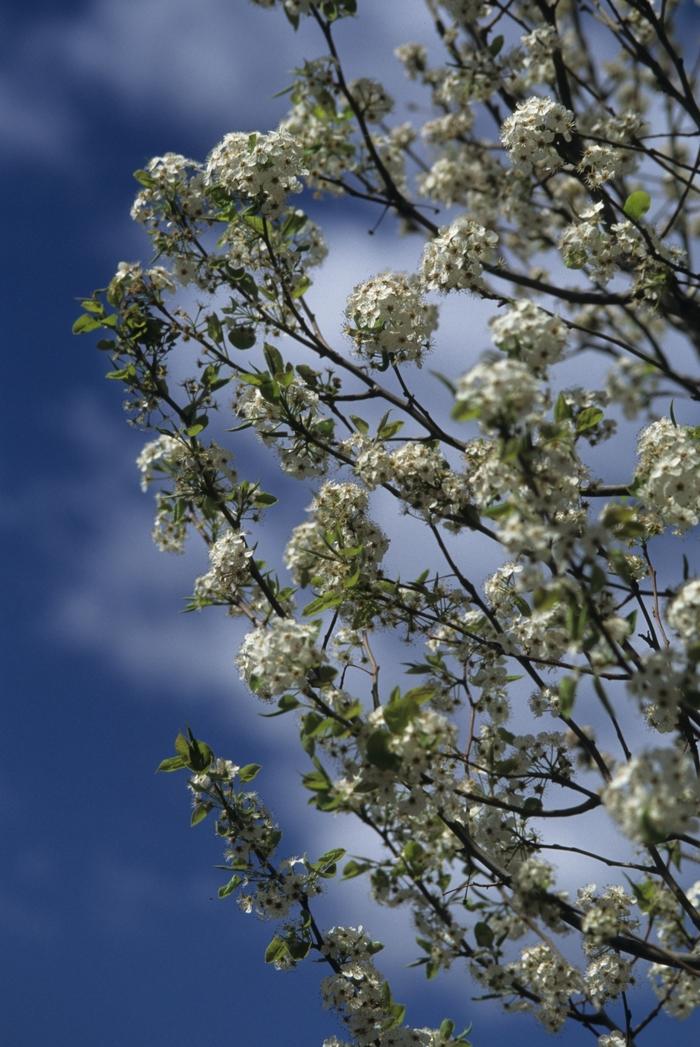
xmin=4 ymin=0 xmax=436 ymax=165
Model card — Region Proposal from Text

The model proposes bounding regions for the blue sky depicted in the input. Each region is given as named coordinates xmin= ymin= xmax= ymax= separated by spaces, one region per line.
xmin=2 ymin=2 xmax=700 ymax=1045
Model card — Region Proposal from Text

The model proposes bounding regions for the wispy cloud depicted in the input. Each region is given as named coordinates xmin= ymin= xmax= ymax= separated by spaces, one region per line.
xmin=4 ymin=0 xmax=434 ymax=166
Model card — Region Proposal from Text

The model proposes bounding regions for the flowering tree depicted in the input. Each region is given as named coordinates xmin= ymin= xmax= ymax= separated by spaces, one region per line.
xmin=74 ymin=0 xmax=700 ymax=1043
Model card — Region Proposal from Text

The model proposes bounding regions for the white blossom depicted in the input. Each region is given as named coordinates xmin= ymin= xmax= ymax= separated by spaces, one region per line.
xmin=237 ymin=618 xmax=323 ymax=699
xmin=420 ymin=215 xmax=498 ymax=292
xmin=455 ymin=357 xmax=545 ymax=431
xmin=490 ymin=300 xmax=567 ymax=370
xmin=635 ymin=418 xmax=700 ymax=532
xmin=501 ymin=97 xmax=574 ymax=175
xmin=205 ymin=130 xmax=307 ymax=213
xmin=193 ymin=530 xmax=252 ymax=604
xmin=603 ymin=747 xmax=700 ymax=844
xmin=667 ymin=580 xmax=700 ymax=646
xmin=344 ymin=272 xmax=438 ymax=365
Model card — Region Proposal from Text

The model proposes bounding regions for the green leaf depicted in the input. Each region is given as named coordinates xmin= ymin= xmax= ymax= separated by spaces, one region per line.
xmin=291 ymin=276 xmax=311 ymax=299
xmin=186 ymin=733 xmax=213 ymax=772
xmin=554 ymin=391 xmax=572 ymax=422
xmin=669 ymin=399 xmax=678 ymax=427
xmin=430 ymin=370 xmax=456 ymax=395
xmin=342 ymin=859 xmax=371 ymax=879
xmin=207 ymin=314 xmax=224 ymax=344
xmin=264 ymin=936 xmax=288 ymax=965
xmin=623 ymin=189 xmax=651 ymax=221
xmin=377 ymin=419 xmax=404 ymax=440
xmin=489 ymin=34 xmax=504 ymax=56
xmin=302 ymin=768 xmax=332 ymax=792
xmin=559 ymin=676 xmax=577 ymax=718
xmin=263 ymin=343 xmax=284 ymax=375
xmin=185 ymin=418 xmax=208 ymax=437
xmin=218 ymin=874 xmax=243 ymax=898
xmin=522 ymin=796 xmax=543 ymax=815
xmin=238 ymin=763 xmax=262 ymax=783
xmin=133 ymin=168 xmax=155 ymax=187
xmin=317 ymin=847 xmax=346 ymax=867
xmin=287 ymin=936 xmax=310 ymax=961
xmin=72 ymin=314 xmax=103 ymax=334
xmin=260 ymin=694 xmax=300 ymax=718
xmin=104 ymin=366 xmax=136 ymax=381
xmin=439 ymin=1019 xmax=455 ymax=1040
xmin=156 ymin=755 xmax=188 ymax=773
xmin=281 ymin=211 xmax=308 ymax=238
xmin=228 ymin=326 xmax=257 ymax=349
xmin=253 ymin=491 xmax=278 ymax=507
xmin=640 ymin=808 xmax=668 ymax=845
xmin=384 ymin=694 xmax=420 ymax=735
xmin=365 ymin=730 xmax=401 ymax=772
xmin=243 ymin=213 xmax=267 ymax=236
xmin=350 ymin=415 xmax=369 ymax=435
xmin=626 ymin=876 xmax=657 ymax=913
xmin=190 ymin=804 xmax=211 ymax=827
xmin=576 ymin=406 xmax=604 ymax=433
xmin=451 ymin=400 xmax=479 ymax=423
xmin=309 ymin=664 xmax=338 ymax=686
xmin=474 ymin=922 xmax=494 ymax=947
xmin=303 ymin=591 xmax=344 ymax=616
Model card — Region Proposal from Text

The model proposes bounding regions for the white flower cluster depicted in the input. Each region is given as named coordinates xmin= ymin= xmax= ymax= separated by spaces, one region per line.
xmin=389 ymin=441 xmax=461 ymax=516
xmin=285 ymin=482 xmax=388 ymax=591
xmin=193 ymin=530 xmax=252 ymax=605
xmin=490 ymin=300 xmax=567 ymax=370
xmin=635 ymin=418 xmax=700 ymax=532
xmin=603 ymin=747 xmax=700 ymax=844
xmin=417 ymin=154 xmax=473 ymax=208
xmin=648 ymin=964 xmax=700 ymax=1019
xmin=455 ymin=358 xmax=545 ymax=432
xmin=433 ymin=54 xmax=499 ymax=105
xmin=667 ymin=580 xmax=700 ymax=647
xmin=342 ymin=434 xmax=394 ymax=490
xmin=237 ymin=617 xmax=323 ymax=699
xmin=130 ymin=152 xmax=206 ymax=228
xmin=250 ymin=0 xmax=312 ymax=17
xmin=578 ymin=144 xmax=625 ymax=188
xmin=234 ymin=380 xmax=328 ymax=478
xmin=501 ymin=97 xmax=574 ymax=175
xmin=518 ymin=26 xmax=558 ymax=86
xmin=559 ymin=203 xmax=617 ymax=280
xmin=513 ymin=943 xmax=582 ymax=1031
xmin=421 ymin=110 xmax=474 ymax=144
xmin=222 ymin=210 xmax=327 ymax=273
xmin=512 ymin=857 xmax=555 ymax=898
xmin=137 ymin=435 xmax=186 ymax=491
xmin=349 ymin=78 xmax=394 ymax=122
xmin=561 ymin=203 xmax=684 ymax=300
xmin=577 ymin=884 xmax=636 ymax=946
xmin=598 ymin=1034 xmax=627 ymax=1047
xmin=151 ymin=492 xmax=190 ymax=553
xmin=420 ymin=215 xmax=498 ymax=292
xmin=239 ymin=858 xmax=316 ymax=921
xmin=344 ymin=272 xmax=438 ymax=365
xmin=394 ymin=42 xmax=428 ymax=80
xmin=320 ymin=927 xmax=450 ymax=1046
xmin=627 ymin=649 xmax=686 ymax=733
xmin=439 ymin=0 xmax=488 ymax=23
xmin=109 ymin=261 xmax=176 ymax=301
xmin=137 ymin=437 xmax=236 ymax=499
xmin=605 ymin=358 xmax=660 ymax=419
xmin=205 ymin=130 xmax=307 ymax=214
xmin=585 ymin=953 xmax=631 ymax=1006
